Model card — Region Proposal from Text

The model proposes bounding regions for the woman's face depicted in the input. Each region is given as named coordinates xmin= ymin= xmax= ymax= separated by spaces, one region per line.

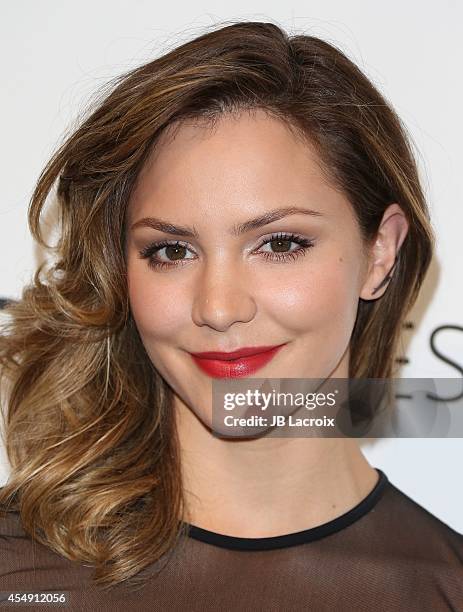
xmin=126 ymin=109 xmax=375 ymax=427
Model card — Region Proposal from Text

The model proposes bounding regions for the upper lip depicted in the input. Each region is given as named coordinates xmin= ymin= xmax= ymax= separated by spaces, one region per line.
xmin=190 ymin=344 xmax=286 ymax=360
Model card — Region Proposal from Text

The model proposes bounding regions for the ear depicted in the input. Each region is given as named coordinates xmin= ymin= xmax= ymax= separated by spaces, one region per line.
xmin=360 ymin=203 xmax=409 ymax=301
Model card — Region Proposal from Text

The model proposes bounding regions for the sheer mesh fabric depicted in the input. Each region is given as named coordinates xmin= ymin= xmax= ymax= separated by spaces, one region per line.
xmin=0 ymin=468 xmax=462 ymax=611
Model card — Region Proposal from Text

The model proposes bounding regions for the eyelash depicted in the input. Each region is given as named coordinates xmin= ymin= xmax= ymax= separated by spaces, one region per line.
xmin=138 ymin=232 xmax=315 ymax=271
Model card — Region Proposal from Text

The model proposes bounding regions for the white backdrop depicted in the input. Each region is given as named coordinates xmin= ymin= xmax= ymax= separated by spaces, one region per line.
xmin=1 ymin=1 xmax=462 ymax=532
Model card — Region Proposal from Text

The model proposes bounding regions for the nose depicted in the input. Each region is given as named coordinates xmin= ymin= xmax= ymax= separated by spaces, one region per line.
xmin=191 ymin=261 xmax=257 ymax=332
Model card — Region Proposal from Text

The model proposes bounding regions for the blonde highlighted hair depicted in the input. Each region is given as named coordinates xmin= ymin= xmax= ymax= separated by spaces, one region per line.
xmin=0 ymin=20 xmax=434 ymax=588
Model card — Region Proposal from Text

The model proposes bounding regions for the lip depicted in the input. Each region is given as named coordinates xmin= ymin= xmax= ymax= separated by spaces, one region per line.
xmin=190 ymin=344 xmax=287 ymax=378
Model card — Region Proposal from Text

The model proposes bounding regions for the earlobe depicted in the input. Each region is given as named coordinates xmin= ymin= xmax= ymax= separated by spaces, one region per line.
xmin=360 ymin=203 xmax=409 ymax=301
xmin=370 ymin=254 xmax=399 ymax=296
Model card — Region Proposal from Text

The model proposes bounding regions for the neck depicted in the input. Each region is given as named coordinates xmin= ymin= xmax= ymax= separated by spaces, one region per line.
xmin=175 ymin=395 xmax=378 ymax=537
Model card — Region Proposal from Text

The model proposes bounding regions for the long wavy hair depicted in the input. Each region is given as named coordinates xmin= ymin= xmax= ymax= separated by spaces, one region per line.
xmin=0 ymin=20 xmax=434 ymax=588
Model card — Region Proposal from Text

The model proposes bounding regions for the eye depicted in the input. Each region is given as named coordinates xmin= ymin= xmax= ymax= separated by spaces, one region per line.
xmin=138 ymin=232 xmax=315 ymax=271
xmin=255 ymin=232 xmax=315 ymax=263
xmin=138 ymin=240 xmax=196 ymax=270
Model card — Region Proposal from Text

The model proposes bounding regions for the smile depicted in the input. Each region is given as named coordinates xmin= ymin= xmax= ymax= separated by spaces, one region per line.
xmin=189 ymin=344 xmax=287 ymax=378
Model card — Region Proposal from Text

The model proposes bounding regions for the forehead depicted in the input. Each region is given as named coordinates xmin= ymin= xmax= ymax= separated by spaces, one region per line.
xmin=127 ymin=109 xmax=354 ymax=229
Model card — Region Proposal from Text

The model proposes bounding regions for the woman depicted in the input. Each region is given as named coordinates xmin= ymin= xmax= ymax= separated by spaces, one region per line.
xmin=0 ymin=20 xmax=461 ymax=611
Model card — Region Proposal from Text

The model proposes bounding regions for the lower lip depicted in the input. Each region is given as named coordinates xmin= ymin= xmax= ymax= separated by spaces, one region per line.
xmin=190 ymin=345 xmax=286 ymax=378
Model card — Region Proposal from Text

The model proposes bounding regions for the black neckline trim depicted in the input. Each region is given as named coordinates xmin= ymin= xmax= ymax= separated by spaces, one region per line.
xmin=186 ymin=467 xmax=388 ymax=551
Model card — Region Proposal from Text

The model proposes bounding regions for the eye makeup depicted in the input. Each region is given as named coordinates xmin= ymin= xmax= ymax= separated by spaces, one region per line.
xmin=138 ymin=231 xmax=315 ymax=271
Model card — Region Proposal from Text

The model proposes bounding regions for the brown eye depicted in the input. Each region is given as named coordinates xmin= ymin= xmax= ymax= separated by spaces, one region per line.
xmin=269 ymin=238 xmax=292 ymax=252
xmin=256 ymin=232 xmax=315 ymax=264
xmin=165 ymin=244 xmax=187 ymax=260
xmin=139 ymin=240 xmax=196 ymax=270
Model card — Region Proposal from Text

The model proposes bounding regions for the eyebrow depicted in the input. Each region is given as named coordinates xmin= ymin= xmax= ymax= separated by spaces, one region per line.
xmin=130 ymin=206 xmax=324 ymax=238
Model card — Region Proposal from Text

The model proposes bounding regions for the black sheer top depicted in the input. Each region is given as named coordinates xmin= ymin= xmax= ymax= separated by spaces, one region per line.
xmin=0 ymin=468 xmax=462 ymax=611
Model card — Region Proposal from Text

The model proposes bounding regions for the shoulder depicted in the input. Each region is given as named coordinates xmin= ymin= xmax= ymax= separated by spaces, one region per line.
xmin=344 ymin=475 xmax=463 ymax=609
xmin=375 ymin=479 xmax=463 ymax=608
xmin=376 ymin=479 xmax=463 ymax=565
xmin=0 ymin=507 xmax=95 ymax=592
xmin=0 ymin=508 xmax=43 ymax=590
xmin=0 ymin=508 xmax=48 ymax=572
xmin=0 ymin=507 xmax=31 ymax=551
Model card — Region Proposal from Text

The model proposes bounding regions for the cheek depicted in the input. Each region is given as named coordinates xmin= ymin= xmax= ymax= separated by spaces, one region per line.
xmin=259 ymin=257 xmax=360 ymax=335
xmin=127 ymin=264 xmax=191 ymax=341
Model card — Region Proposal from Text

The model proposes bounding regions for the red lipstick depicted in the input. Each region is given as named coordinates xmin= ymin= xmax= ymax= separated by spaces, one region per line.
xmin=190 ymin=344 xmax=287 ymax=378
